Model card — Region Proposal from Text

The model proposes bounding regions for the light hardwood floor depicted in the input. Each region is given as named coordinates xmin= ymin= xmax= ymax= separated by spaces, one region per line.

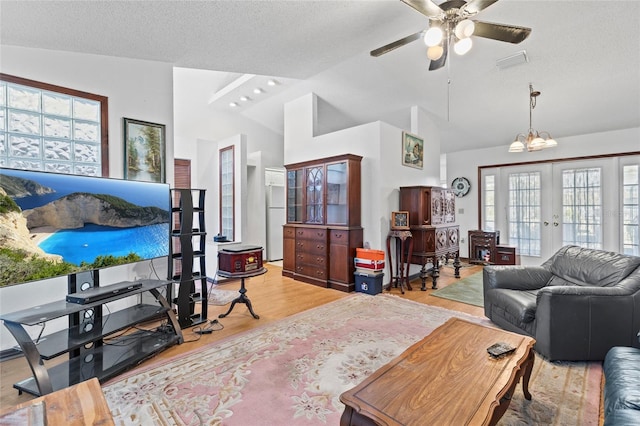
xmin=0 ymin=263 xmax=483 ymax=411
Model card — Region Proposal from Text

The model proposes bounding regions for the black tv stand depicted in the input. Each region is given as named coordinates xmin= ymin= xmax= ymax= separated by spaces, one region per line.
xmin=0 ymin=278 xmax=183 ymax=396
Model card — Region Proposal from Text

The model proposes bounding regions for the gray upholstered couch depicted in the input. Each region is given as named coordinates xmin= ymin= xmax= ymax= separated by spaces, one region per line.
xmin=483 ymin=245 xmax=640 ymax=361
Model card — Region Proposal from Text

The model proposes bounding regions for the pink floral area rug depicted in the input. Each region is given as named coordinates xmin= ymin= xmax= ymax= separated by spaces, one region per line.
xmin=102 ymin=294 xmax=602 ymax=425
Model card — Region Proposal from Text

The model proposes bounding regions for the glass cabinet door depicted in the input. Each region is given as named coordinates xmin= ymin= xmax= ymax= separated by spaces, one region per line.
xmin=305 ymin=166 xmax=324 ymax=224
xmin=326 ymin=161 xmax=348 ymax=225
xmin=286 ymin=169 xmax=304 ymax=222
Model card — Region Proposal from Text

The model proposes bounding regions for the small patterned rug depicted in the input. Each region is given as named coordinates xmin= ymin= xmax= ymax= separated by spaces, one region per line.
xmin=431 ymin=271 xmax=484 ymax=307
xmin=103 ymin=294 xmax=601 ymax=425
xmin=207 ymin=288 xmax=238 ymax=306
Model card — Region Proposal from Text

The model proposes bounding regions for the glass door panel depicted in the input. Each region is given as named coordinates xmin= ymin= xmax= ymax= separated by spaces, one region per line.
xmin=305 ymin=166 xmax=324 ymax=224
xmin=326 ymin=161 xmax=348 ymax=225
xmin=286 ymin=169 xmax=304 ymax=222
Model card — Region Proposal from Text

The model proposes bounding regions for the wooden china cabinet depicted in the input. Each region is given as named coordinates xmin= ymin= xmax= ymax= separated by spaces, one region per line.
xmin=283 ymin=154 xmax=363 ymax=292
xmin=399 ymin=186 xmax=460 ymax=290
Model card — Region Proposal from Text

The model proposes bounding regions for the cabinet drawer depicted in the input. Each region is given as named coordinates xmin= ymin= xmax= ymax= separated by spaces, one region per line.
xmin=283 ymin=226 xmax=296 ymax=239
xmin=295 ymin=227 xmax=327 ymax=240
xmin=472 ymin=237 xmax=493 ymax=245
xmin=295 ymin=264 xmax=327 ymax=279
xmin=329 ymin=229 xmax=349 ymax=245
xmin=296 ymin=252 xmax=327 ymax=267
xmin=296 ymin=239 xmax=327 ymax=255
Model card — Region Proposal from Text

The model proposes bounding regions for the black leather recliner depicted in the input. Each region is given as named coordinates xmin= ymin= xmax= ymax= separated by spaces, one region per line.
xmin=483 ymin=245 xmax=640 ymax=361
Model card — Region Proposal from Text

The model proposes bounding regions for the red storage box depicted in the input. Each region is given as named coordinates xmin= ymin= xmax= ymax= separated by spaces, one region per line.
xmin=356 ymin=248 xmax=385 ymax=261
xmin=354 ymin=258 xmax=385 ymax=271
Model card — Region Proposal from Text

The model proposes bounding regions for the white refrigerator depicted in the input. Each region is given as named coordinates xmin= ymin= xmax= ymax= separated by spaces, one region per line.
xmin=266 ymin=185 xmax=285 ymax=261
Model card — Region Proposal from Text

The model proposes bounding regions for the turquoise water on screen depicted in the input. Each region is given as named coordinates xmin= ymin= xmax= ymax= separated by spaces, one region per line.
xmin=39 ymin=223 xmax=169 ymax=265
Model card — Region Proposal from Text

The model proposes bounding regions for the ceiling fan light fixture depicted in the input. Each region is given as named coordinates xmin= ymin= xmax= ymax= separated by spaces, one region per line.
xmin=454 ymin=37 xmax=472 ymax=55
xmin=424 ymin=26 xmax=443 ymax=47
xmin=427 ymin=45 xmax=444 ymax=60
xmin=454 ymin=19 xmax=475 ymax=39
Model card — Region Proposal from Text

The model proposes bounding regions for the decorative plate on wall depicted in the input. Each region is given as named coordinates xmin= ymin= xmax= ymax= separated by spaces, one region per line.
xmin=451 ymin=177 xmax=471 ymax=197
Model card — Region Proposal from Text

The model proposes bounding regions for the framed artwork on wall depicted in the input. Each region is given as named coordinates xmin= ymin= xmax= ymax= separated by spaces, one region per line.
xmin=124 ymin=118 xmax=166 ymax=183
xmin=391 ymin=211 xmax=410 ymax=230
xmin=402 ymin=131 xmax=424 ymax=169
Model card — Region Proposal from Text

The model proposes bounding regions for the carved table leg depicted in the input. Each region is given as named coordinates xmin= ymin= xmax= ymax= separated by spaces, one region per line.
xmin=420 ymin=262 xmax=428 ymax=291
xmin=431 ymin=256 xmax=440 ymax=289
xmin=521 ymin=348 xmax=535 ymax=400
xmin=453 ymin=253 xmax=461 ymax=278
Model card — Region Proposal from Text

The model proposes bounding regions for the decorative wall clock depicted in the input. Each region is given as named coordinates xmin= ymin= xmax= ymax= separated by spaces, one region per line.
xmin=451 ymin=177 xmax=471 ymax=197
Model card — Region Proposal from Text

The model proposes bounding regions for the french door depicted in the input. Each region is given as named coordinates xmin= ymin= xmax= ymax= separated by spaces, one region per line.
xmin=482 ymin=155 xmax=639 ymax=264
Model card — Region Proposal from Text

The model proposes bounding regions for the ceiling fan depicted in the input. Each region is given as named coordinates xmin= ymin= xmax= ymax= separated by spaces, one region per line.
xmin=371 ymin=0 xmax=532 ymax=71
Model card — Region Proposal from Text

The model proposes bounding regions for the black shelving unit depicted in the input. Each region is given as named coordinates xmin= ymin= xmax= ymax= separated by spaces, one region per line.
xmin=170 ymin=188 xmax=208 ymax=328
xmin=0 ymin=278 xmax=183 ymax=396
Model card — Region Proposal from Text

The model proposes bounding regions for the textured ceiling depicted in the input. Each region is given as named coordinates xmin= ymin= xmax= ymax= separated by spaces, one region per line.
xmin=2 ymin=0 xmax=639 ymax=153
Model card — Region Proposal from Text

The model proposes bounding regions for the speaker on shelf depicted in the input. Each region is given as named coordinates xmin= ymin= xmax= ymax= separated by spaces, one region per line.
xmin=68 ymin=270 xmax=99 ymax=294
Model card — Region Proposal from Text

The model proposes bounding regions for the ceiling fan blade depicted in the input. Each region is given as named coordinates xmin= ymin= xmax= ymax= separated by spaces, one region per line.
xmin=370 ymin=31 xmax=424 ymax=57
xmin=463 ymin=0 xmax=499 ymax=15
xmin=401 ymin=0 xmax=444 ymax=18
xmin=429 ymin=37 xmax=448 ymax=71
xmin=473 ymin=21 xmax=532 ymax=44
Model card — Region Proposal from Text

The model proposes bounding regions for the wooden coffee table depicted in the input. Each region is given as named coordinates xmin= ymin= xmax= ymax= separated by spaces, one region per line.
xmin=339 ymin=317 xmax=535 ymax=426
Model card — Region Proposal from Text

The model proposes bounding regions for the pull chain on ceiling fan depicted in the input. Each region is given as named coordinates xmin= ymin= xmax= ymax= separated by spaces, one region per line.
xmin=370 ymin=0 xmax=532 ymax=71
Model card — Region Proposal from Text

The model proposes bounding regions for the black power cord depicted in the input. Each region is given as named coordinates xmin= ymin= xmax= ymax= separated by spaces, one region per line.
xmin=193 ymin=319 xmax=224 ymax=335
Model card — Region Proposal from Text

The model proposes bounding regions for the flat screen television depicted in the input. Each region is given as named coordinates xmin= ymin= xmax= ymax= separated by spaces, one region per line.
xmin=0 ymin=167 xmax=171 ymax=287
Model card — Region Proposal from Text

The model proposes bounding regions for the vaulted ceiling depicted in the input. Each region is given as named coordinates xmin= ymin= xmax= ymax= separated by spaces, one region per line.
xmin=2 ymin=0 xmax=639 ymax=153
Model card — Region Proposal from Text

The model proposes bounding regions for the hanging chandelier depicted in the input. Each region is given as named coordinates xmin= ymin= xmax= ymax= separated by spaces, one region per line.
xmin=508 ymin=84 xmax=558 ymax=153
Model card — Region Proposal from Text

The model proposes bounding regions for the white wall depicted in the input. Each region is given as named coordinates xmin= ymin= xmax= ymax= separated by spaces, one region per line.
xmin=173 ymin=68 xmax=285 ymax=263
xmin=446 ymin=127 xmax=640 ymax=258
xmin=284 ymin=93 xmax=442 ymax=253
xmin=0 ymin=45 xmax=175 ymax=350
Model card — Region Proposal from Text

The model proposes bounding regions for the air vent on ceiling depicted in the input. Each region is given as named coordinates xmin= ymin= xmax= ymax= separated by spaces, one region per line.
xmin=496 ymin=50 xmax=529 ymax=70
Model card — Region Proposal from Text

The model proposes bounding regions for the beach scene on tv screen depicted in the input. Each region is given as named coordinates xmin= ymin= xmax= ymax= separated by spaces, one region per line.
xmin=0 ymin=168 xmax=170 ymax=287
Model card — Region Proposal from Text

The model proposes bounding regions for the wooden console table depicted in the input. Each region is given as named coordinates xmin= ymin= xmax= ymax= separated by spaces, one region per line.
xmin=340 ymin=318 xmax=535 ymax=426
xmin=386 ymin=230 xmax=413 ymax=293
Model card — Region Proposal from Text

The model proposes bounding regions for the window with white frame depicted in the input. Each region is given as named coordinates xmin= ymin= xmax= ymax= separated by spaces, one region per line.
xmin=483 ymin=174 xmax=496 ymax=231
xmin=219 ymin=145 xmax=234 ymax=241
xmin=0 ymin=74 xmax=108 ymax=176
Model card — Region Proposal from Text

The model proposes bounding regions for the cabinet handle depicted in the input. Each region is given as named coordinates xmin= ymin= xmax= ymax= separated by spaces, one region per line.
xmin=334 ymin=233 xmax=343 ymax=238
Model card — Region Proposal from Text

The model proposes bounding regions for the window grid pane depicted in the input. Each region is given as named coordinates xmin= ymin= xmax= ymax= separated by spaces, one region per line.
xmin=219 ymin=147 xmax=234 ymax=241
xmin=0 ymin=80 xmax=101 ymax=176
xmin=562 ymin=168 xmax=602 ymax=249
xmin=508 ymin=172 xmax=541 ymax=256
xmin=483 ymin=174 xmax=495 ymax=231
xmin=622 ymin=165 xmax=640 ymax=255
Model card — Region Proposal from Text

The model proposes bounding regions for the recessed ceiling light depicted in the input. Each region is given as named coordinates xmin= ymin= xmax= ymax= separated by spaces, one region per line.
xmin=267 ymin=79 xmax=278 ymax=86
xmin=253 ymin=88 xmax=263 ymax=94
xmin=229 ymin=102 xmax=238 ymax=107
xmin=240 ymin=96 xmax=250 ymax=102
